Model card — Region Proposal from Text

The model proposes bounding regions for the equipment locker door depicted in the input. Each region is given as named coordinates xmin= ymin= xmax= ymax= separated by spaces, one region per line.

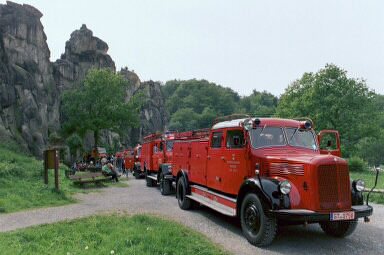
xmin=207 ymin=131 xmax=225 ymax=191
xmin=222 ymin=129 xmax=247 ymax=195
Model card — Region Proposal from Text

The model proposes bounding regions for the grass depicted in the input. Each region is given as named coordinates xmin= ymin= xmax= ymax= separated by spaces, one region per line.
xmin=0 ymin=214 xmax=231 ymax=255
xmin=350 ymin=170 xmax=384 ymax=204
xmin=0 ymin=146 xmax=126 ymax=214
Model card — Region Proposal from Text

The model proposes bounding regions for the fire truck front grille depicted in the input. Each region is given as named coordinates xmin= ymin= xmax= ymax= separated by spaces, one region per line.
xmin=270 ymin=162 xmax=304 ymax=176
xmin=317 ymin=164 xmax=350 ymax=211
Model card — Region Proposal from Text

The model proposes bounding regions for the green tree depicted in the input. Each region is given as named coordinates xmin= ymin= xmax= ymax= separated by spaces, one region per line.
xmin=276 ymin=64 xmax=378 ymax=157
xmin=237 ymin=90 xmax=278 ymax=117
xmin=61 ymin=68 xmax=140 ymax=157
xmin=356 ymin=133 xmax=384 ymax=167
xmin=65 ymin=133 xmax=83 ymax=159
xmin=168 ymin=108 xmax=199 ymax=132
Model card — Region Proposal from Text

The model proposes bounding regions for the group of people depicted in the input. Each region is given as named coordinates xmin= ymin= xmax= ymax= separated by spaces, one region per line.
xmin=71 ymin=155 xmax=129 ymax=183
xmin=101 ymin=159 xmax=119 ymax=182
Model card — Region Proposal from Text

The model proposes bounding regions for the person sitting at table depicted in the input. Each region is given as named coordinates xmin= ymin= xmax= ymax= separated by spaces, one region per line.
xmin=102 ymin=162 xmax=119 ymax=182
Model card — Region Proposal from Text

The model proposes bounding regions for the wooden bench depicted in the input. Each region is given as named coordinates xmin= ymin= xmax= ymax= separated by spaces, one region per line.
xmin=69 ymin=172 xmax=112 ymax=188
xmin=65 ymin=169 xmax=76 ymax=178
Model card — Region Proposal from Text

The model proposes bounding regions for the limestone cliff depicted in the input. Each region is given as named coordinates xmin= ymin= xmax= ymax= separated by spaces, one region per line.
xmin=0 ymin=1 xmax=169 ymax=157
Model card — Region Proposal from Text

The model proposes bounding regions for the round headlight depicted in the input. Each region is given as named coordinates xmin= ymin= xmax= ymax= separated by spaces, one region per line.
xmin=279 ymin=180 xmax=292 ymax=195
xmin=355 ymin=179 xmax=365 ymax=192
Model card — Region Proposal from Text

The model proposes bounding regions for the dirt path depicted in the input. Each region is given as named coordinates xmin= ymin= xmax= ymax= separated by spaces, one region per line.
xmin=0 ymin=178 xmax=383 ymax=255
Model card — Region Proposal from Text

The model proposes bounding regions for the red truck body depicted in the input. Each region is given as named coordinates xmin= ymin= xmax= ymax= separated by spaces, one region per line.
xmin=167 ymin=115 xmax=374 ymax=246
xmin=123 ymin=148 xmax=135 ymax=170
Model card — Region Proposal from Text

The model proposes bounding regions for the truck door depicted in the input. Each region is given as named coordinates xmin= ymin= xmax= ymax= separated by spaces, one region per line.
xmin=207 ymin=131 xmax=224 ymax=190
xmin=318 ymin=130 xmax=341 ymax=157
xmin=222 ymin=129 xmax=247 ymax=195
xmin=152 ymin=141 xmax=163 ymax=171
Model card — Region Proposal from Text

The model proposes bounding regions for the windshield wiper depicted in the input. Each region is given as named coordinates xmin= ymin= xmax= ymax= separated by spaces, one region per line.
xmin=259 ymin=124 xmax=267 ymax=136
xmin=288 ymin=127 xmax=300 ymax=143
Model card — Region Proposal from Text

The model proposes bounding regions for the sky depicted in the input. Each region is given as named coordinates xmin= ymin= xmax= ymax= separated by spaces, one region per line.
xmin=2 ymin=0 xmax=383 ymax=97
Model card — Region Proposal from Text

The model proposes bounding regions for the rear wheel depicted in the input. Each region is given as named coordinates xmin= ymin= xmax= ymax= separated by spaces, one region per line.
xmin=319 ymin=220 xmax=358 ymax=237
xmin=160 ymin=173 xmax=171 ymax=195
xmin=176 ymin=177 xmax=192 ymax=210
xmin=240 ymin=193 xmax=277 ymax=246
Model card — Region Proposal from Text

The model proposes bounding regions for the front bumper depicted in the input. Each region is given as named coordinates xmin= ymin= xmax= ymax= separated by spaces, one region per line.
xmin=272 ymin=205 xmax=373 ymax=222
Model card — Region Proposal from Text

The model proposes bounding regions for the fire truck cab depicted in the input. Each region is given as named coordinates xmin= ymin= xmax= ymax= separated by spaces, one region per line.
xmin=140 ymin=131 xmax=178 ymax=194
xmin=170 ymin=115 xmax=375 ymax=246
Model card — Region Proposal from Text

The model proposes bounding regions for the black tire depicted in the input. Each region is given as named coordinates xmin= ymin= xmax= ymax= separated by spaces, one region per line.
xmin=145 ymin=171 xmax=154 ymax=187
xmin=133 ymin=170 xmax=140 ymax=179
xmin=176 ymin=177 xmax=192 ymax=210
xmin=160 ymin=173 xmax=171 ymax=195
xmin=240 ymin=193 xmax=277 ymax=247
xmin=319 ymin=220 xmax=358 ymax=237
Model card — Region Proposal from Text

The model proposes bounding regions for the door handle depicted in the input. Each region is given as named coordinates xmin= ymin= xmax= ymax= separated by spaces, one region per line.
xmin=207 ymin=156 xmax=211 ymax=159
xmin=221 ymin=156 xmax=225 ymax=160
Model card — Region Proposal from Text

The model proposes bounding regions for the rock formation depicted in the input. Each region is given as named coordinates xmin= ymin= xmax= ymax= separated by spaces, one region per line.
xmin=0 ymin=1 xmax=168 ymax=158
xmin=0 ymin=1 xmax=57 ymax=155
xmin=119 ymin=68 xmax=169 ymax=147
xmin=53 ymin=24 xmax=115 ymax=91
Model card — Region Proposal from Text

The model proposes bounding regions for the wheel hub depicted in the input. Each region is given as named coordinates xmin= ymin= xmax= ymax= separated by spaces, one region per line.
xmin=244 ymin=203 xmax=261 ymax=233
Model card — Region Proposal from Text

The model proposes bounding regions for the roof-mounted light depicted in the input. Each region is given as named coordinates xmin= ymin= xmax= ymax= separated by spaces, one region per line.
xmin=254 ymin=118 xmax=261 ymax=127
xmin=304 ymin=120 xmax=311 ymax=129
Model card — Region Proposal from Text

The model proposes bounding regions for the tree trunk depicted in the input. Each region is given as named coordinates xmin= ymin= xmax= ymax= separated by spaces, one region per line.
xmin=94 ymin=130 xmax=99 ymax=160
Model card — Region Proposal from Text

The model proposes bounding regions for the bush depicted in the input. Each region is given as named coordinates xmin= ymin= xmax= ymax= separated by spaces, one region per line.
xmin=347 ymin=157 xmax=368 ymax=172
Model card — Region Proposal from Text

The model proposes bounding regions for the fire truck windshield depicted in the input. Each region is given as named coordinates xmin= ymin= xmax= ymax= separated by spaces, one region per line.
xmin=166 ymin=140 xmax=174 ymax=152
xmin=249 ymin=127 xmax=285 ymax=148
xmin=285 ymin=128 xmax=318 ymax=150
xmin=249 ymin=127 xmax=318 ymax=150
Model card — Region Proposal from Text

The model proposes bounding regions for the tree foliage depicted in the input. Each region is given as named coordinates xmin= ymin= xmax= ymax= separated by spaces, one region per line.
xmin=237 ymin=90 xmax=278 ymax=117
xmin=65 ymin=133 xmax=83 ymax=158
xmin=276 ymin=64 xmax=379 ymax=157
xmin=162 ymin=79 xmax=277 ymax=131
xmin=61 ymin=68 xmax=140 ymax=150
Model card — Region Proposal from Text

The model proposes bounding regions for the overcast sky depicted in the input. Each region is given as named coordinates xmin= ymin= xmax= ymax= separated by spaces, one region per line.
xmin=2 ymin=0 xmax=384 ymax=96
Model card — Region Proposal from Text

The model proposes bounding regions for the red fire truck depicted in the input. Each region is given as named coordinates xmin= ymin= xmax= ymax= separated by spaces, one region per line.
xmin=165 ymin=115 xmax=376 ymax=246
xmin=122 ymin=148 xmax=135 ymax=170
xmin=140 ymin=131 xmax=180 ymax=194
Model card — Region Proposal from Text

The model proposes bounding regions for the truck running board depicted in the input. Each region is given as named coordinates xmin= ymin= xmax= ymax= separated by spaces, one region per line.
xmin=187 ymin=185 xmax=237 ymax=217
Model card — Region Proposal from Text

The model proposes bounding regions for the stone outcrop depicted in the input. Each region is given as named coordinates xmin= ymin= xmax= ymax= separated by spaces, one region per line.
xmin=53 ymin=24 xmax=115 ymax=91
xmin=0 ymin=1 xmax=57 ymax=155
xmin=0 ymin=1 xmax=169 ymax=157
xmin=119 ymin=68 xmax=169 ymax=147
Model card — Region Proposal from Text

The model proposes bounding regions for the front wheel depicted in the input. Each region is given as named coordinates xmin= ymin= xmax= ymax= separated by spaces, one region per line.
xmin=176 ymin=177 xmax=192 ymax=210
xmin=145 ymin=171 xmax=155 ymax=187
xmin=160 ymin=173 xmax=171 ymax=195
xmin=240 ymin=193 xmax=277 ymax=247
xmin=319 ymin=220 xmax=358 ymax=237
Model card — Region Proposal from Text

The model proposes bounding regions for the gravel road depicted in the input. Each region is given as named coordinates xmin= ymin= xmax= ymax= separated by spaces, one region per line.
xmin=0 ymin=178 xmax=383 ymax=255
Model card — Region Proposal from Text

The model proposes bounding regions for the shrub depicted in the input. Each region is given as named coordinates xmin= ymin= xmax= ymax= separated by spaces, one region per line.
xmin=347 ymin=156 xmax=368 ymax=172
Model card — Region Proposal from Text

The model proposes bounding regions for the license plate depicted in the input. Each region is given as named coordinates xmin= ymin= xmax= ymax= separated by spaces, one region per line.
xmin=330 ymin=211 xmax=355 ymax=221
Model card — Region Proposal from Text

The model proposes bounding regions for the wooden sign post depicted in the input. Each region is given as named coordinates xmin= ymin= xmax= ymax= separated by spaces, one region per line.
xmin=44 ymin=149 xmax=59 ymax=189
